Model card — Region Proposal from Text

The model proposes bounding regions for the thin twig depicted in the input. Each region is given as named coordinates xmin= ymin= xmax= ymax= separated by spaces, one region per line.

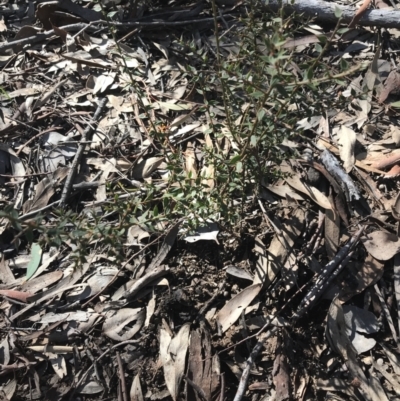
xmin=116 ymin=352 xmax=128 ymax=401
xmin=20 ymin=200 xmax=61 ymax=221
xmin=68 ymin=338 xmax=146 ymax=401
xmin=196 ymin=280 xmax=226 ymax=321
xmin=182 ymin=375 xmax=208 ymax=401
xmin=232 ymin=327 xmax=279 ymax=401
xmin=59 ymin=98 xmax=107 ymax=208
xmin=219 ymin=372 xmax=225 ymax=401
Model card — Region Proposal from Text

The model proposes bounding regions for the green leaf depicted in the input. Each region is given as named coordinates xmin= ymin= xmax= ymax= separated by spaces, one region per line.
xmin=334 ymin=6 xmax=343 ymax=18
xmin=340 ymin=58 xmax=349 ymax=71
xmin=257 ymin=109 xmax=266 ymax=121
xmin=390 ymin=101 xmax=400 ymax=108
xmin=315 ymin=43 xmax=323 ymax=54
xmin=26 ymin=243 xmax=42 ymax=280
xmin=229 ymin=155 xmax=242 ymax=165
xmin=337 ymin=28 xmax=350 ymax=35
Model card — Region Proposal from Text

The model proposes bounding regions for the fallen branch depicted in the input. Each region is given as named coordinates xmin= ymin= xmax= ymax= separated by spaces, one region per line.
xmin=0 ymin=15 xmax=232 ymax=53
xmin=292 ymin=226 xmax=365 ymax=320
xmin=263 ymin=0 xmax=400 ymax=29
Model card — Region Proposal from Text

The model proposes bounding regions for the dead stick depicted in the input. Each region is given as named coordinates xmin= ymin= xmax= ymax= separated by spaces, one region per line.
xmin=182 ymin=375 xmax=208 ymax=401
xmin=232 ymin=327 xmax=279 ymax=401
xmin=0 ymin=16 xmax=230 ymax=53
xmin=116 ymin=352 xmax=128 ymax=401
xmin=219 ymin=372 xmax=225 ymax=401
xmin=264 ymin=0 xmax=400 ymax=29
xmin=68 ymin=338 xmax=145 ymax=401
xmin=59 ymin=98 xmax=107 ymax=208
xmin=293 ymin=226 xmax=364 ymax=319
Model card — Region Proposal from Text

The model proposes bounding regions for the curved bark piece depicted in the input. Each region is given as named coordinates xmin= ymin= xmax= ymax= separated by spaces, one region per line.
xmin=263 ymin=0 xmax=400 ymax=29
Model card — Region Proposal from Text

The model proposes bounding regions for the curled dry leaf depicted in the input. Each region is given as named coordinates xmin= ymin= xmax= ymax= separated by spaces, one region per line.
xmin=126 ymin=225 xmax=150 ymax=245
xmin=102 ymin=308 xmax=145 ymax=341
xmin=361 ymin=230 xmax=400 ymax=261
xmin=45 ymin=352 xmax=67 ymax=379
xmin=133 ymin=157 xmax=164 ymax=179
xmin=160 ymin=323 xmax=190 ymax=401
xmin=216 ymin=284 xmax=261 ymax=333
xmin=68 ymin=266 xmax=119 ymax=302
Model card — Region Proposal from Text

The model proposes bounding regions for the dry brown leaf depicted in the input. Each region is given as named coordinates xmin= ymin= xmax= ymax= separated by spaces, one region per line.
xmin=254 ymin=208 xmax=305 ymax=287
xmin=0 ymin=337 xmax=10 ymax=365
xmin=45 ymin=352 xmax=67 ymax=379
xmin=379 ymin=70 xmax=400 ymax=103
xmin=272 ymin=335 xmax=290 ymax=401
xmin=23 ymin=167 xmax=69 ymax=213
xmin=102 ymin=308 xmax=145 ymax=341
xmin=361 ymin=230 xmax=400 ymax=261
xmin=62 ymin=50 xmax=114 ymax=69
xmin=200 ymin=164 xmax=215 ymax=192
xmin=0 ymin=289 xmax=33 ymax=303
xmin=186 ymin=325 xmax=220 ymax=401
xmin=339 ymin=254 xmax=384 ymax=302
xmin=0 ymin=257 xmax=15 ymax=285
xmin=107 ymin=94 xmax=134 ymax=113
xmin=327 ymin=297 xmax=383 ymax=401
xmin=370 ymin=150 xmax=400 ymax=170
xmin=20 ymin=270 xmax=63 ymax=293
xmin=380 ymin=343 xmax=400 ymax=376
xmin=337 ymin=126 xmax=356 ymax=172
xmin=160 ymin=323 xmax=190 ymax=401
xmin=384 ymin=164 xmax=400 ymax=178
xmin=285 ymin=177 xmax=332 ymax=209
xmin=325 ymin=197 xmax=340 ymax=259
xmin=130 ymin=374 xmax=144 ymax=401
xmin=185 ymin=142 xmax=197 ymax=179
xmin=133 ymin=157 xmax=164 ymax=179
xmin=126 ymin=225 xmax=150 ymax=245
xmin=216 ymin=284 xmax=261 ymax=333
xmin=264 ymin=181 xmax=305 ymax=201
xmin=318 ymin=137 xmax=386 ymax=175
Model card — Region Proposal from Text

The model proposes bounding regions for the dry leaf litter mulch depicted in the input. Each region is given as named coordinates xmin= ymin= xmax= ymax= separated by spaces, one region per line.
xmin=3 ymin=0 xmax=400 ymax=400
